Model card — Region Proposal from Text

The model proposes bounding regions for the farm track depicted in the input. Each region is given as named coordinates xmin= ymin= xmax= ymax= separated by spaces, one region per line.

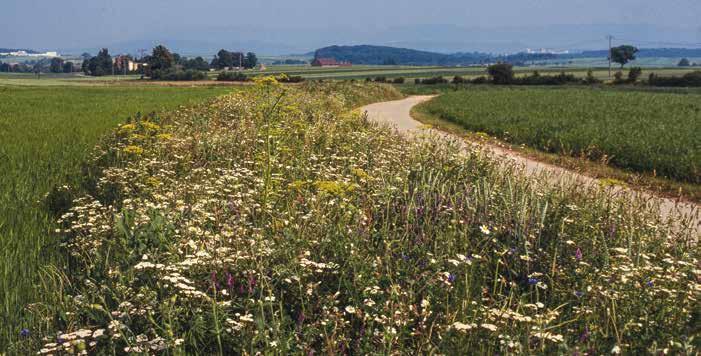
xmin=361 ymin=96 xmax=700 ymax=237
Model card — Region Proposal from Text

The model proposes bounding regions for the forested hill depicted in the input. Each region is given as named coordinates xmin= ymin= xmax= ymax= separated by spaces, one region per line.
xmin=313 ymin=45 xmax=556 ymax=65
xmin=314 ymin=45 xmax=701 ymax=65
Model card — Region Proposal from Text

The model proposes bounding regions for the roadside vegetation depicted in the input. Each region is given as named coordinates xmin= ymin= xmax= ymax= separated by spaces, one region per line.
xmin=8 ymin=80 xmax=698 ymax=354
xmin=0 ymin=85 xmax=232 ymax=347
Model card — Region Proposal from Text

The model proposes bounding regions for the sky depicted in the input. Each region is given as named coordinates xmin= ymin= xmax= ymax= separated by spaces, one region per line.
xmin=3 ymin=0 xmax=700 ymax=53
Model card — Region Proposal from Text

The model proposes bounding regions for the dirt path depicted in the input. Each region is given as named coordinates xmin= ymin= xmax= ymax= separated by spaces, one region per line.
xmin=362 ymin=95 xmax=700 ymax=237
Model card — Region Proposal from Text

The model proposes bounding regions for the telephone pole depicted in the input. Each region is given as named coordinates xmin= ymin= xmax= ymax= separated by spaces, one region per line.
xmin=607 ymin=35 xmax=614 ymax=78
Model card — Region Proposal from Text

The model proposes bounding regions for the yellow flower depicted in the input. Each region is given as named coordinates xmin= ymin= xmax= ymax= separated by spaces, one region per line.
xmin=142 ymin=121 xmax=161 ymax=132
xmin=122 ymin=145 xmax=144 ymax=155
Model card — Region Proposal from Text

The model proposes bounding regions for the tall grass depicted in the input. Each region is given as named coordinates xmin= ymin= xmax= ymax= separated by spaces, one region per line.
xmin=419 ymin=87 xmax=701 ymax=183
xmin=12 ymin=80 xmax=698 ymax=354
xmin=0 ymin=85 xmax=232 ymax=348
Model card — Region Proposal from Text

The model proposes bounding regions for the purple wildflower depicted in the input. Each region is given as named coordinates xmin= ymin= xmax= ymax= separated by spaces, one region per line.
xmin=528 ymin=278 xmax=538 ymax=285
xmin=579 ymin=327 xmax=590 ymax=343
xmin=226 ymin=272 xmax=235 ymax=289
xmin=574 ymin=291 xmax=584 ymax=298
xmin=20 ymin=328 xmax=30 ymax=337
xmin=646 ymin=280 xmax=654 ymax=287
xmin=448 ymin=274 xmax=457 ymax=283
xmin=575 ymin=248 xmax=583 ymax=261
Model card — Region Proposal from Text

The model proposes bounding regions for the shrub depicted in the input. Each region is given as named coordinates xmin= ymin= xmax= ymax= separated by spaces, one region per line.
xmin=487 ymin=63 xmax=514 ymax=84
xmin=392 ymin=77 xmax=405 ymax=84
xmin=419 ymin=76 xmax=449 ymax=85
xmin=648 ymin=71 xmax=701 ymax=87
xmin=151 ymin=69 xmax=207 ymax=81
xmin=471 ymin=76 xmax=488 ymax=84
xmin=452 ymin=76 xmax=466 ymax=84
xmin=613 ymin=71 xmax=624 ymax=84
xmin=276 ymin=74 xmax=305 ymax=83
xmin=583 ymin=69 xmax=602 ymax=84
xmin=217 ymin=71 xmax=249 ymax=82
xmin=515 ymin=71 xmax=579 ymax=85
xmin=374 ymin=76 xmax=387 ymax=83
xmin=414 ymin=78 xmax=422 ymax=84
xmin=628 ymin=67 xmax=643 ymax=83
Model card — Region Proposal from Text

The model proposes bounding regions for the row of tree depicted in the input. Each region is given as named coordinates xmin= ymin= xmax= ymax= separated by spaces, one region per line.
xmin=80 ymin=45 xmax=259 ymax=77
xmin=0 ymin=58 xmax=76 ymax=73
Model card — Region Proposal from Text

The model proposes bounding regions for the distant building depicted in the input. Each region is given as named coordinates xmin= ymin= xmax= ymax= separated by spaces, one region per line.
xmin=113 ymin=55 xmax=141 ymax=73
xmin=311 ymin=58 xmax=351 ymax=67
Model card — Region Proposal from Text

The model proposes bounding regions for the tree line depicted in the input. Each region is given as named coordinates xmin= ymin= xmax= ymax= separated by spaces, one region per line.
xmin=78 ymin=45 xmax=259 ymax=78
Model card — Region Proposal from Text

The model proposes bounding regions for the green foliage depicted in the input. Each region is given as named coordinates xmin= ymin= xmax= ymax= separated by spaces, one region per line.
xmin=421 ymin=87 xmax=701 ymax=182
xmin=648 ymin=71 xmax=701 ymax=87
xmin=0 ymin=85 xmax=233 ymax=347
xmin=49 ymin=58 xmax=64 ymax=73
xmin=148 ymin=45 xmax=175 ymax=72
xmin=150 ymin=69 xmax=207 ymax=81
xmin=244 ymin=52 xmax=258 ymax=69
xmin=610 ymin=45 xmax=639 ymax=68
xmin=678 ymin=58 xmax=691 ymax=67
xmin=216 ymin=71 xmax=249 ymax=82
xmin=627 ymin=67 xmax=643 ymax=82
xmin=84 ymin=48 xmax=113 ymax=76
xmin=583 ymin=69 xmax=602 ymax=84
xmin=18 ymin=82 xmax=698 ymax=354
xmin=211 ymin=49 xmax=244 ymax=69
xmin=487 ymin=63 xmax=514 ymax=84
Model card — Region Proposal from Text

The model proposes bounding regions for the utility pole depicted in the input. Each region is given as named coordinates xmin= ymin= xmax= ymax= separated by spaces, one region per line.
xmin=607 ymin=35 xmax=614 ymax=78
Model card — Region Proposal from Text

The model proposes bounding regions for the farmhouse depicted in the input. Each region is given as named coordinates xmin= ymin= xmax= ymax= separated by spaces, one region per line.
xmin=311 ymin=58 xmax=351 ymax=67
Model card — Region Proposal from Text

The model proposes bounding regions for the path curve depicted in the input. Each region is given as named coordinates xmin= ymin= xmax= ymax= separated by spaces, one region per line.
xmin=362 ymin=96 xmax=700 ymax=237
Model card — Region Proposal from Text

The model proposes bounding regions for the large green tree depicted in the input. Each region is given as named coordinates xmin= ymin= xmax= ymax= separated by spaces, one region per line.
xmin=610 ymin=45 xmax=639 ymax=68
xmin=49 ymin=57 xmax=64 ymax=73
xmin=86 ymin=48 xmax=112 ymax=76
xmin=244 ymin=52 xmax=258 ymax=69
xmin=148 ymin=45 xmax=174 ymax=71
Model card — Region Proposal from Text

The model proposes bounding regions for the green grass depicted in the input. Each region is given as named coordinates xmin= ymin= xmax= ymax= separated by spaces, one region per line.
xmin=12 ymin=81 xmax=698 ymax=354
xmin=0 ymin=84 xmax=233 ymax=347
xmin=417 ymin=87 xmax=701 ymax=183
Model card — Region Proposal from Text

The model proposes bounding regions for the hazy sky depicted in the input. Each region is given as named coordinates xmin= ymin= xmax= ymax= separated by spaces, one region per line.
xmin=3 ymin=0 xmax=700 ymax=50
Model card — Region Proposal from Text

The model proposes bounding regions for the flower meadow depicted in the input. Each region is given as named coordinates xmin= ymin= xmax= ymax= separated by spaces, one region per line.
xmin=15 ymin=80 xmax=699 ymax=354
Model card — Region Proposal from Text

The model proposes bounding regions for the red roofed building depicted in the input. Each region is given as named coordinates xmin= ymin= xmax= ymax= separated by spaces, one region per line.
xmin=311 ymin=58 xmax=352 ymax=67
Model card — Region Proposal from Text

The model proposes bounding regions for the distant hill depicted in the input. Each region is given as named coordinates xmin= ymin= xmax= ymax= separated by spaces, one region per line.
xmin=314 ymin=45 xmax=701 ymax=66
xmin=314 ymin=45 xmax=557 ymax=65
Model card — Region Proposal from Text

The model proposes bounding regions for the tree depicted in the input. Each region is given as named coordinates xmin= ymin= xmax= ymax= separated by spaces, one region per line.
xmin=63 ymin=61 xmax=74 ymax=73
xmin=148 ymin=45 xmax=174 ymax=71
xmin=244 ymin=52 xmax=258 ymax=69
xmin=678 ymin=58 xmax=691 ymax=67
xmin=86 ymin=48 xmax=113 ymax=76
xmin=610 ymin=45 xmax=639 ymax=68
xmin=49 ymin=57 xmax=64 ymax=73
xmin=184 ymin=56 xmax=210 ymax=71
xmin=487 ymin=63 xmax=514 ymax=84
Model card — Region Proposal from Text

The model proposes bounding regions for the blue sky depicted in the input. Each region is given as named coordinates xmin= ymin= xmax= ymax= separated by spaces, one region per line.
xmin=3 ymin=0 xmax=700 ymax=53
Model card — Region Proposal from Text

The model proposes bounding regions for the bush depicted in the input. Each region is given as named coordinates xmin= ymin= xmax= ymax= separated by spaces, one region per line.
xmin=584 ymin=69 xmax=602 ymax=84
xmin=628 ymin=67 xmax=643 ymax=83
xmin=514 ymin=71 xmax=580 ymax=85
xmin=452 ymin=76 xmax=467 ymax=84
xmin=418 ymin=76 xmax=449 ymax=85
xmin=648 ymin=71 xmax=701 ymax=87
xmin=374 ymin=76 xmax=387 ymax=83
xmin=471 ymin=76 xmax=488 ymax=84
xmin=276 ymin=74 xmax=305 ymax=83
xmin=217 ymin=71 xmax=249 ymax=82
xmin=414 ymin=78 xmax=422 ymax=84
xmin=151 ymin=69 xmax=207 ymax=81
xmin=392 ymin=77 xmax=405 ymax=84
xmin=487 ymin=63 xmax=514 ymax=84
xmin=613 ymin=71 xmax=625 ymax=84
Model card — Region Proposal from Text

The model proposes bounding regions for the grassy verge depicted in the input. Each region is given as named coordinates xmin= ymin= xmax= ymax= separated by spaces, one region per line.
xmin=11 ymin=80 xmax=698 ymax=354
xmin=0 ymin=85 xmax=234 ymax=348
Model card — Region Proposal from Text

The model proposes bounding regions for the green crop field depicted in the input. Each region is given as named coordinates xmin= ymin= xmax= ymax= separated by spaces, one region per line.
xmin=417 ymin=87 xmax=701 ymax=183
xmin=0 ymin=84 xmax=232 ymax=346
